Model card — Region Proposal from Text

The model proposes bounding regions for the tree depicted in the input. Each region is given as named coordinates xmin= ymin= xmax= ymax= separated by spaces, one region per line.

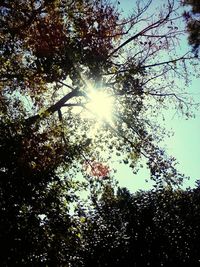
xmin=1 ymin=0 xmax=198 ymax=184
xmin=0 ymin=119 xmax=84 ymax=266
xmin=78 ymin=182 xmax=200 ymax=266
xmin=0 ymin=0 xmax=199 ymax=265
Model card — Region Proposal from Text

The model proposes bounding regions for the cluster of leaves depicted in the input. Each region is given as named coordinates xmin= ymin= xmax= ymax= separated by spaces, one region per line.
xmin=1 ymin=0 xmax=122 ymax=85
xmin=84 ymin=160 xmax=110 ymax=178
xmin=77 ymin=182 xmax=200 ymax=266
xmin=182 ymin=0 xmax=200 ymax=55
xmin=0 ymin=118 xmax=85 ymax=266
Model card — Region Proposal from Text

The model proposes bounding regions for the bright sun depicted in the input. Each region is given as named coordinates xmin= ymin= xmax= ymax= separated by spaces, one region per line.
xmin=86 ymin=90 xmax=113 ymax=122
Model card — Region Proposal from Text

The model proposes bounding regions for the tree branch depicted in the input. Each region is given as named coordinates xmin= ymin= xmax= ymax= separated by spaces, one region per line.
xmin=62 ymin=103 xmax=85 ymax=107
xmin=141 ymin=54 xmax=193 ymax=69
xmin=25 ymin=89 xmax=85 ymax=126
xmin=108 ymin=5 xmax=172 ymax=58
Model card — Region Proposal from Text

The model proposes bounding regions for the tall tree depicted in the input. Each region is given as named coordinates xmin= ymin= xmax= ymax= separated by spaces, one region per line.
xmin=1 ymin=0 xmax=198 ymax=184
xmin=0 ymin=119 xmax=84 ymax=266
xmin=78 ymin=182 xmax=200 ymax=266
xmin=0 ymin=0 xmax=199 ymax=265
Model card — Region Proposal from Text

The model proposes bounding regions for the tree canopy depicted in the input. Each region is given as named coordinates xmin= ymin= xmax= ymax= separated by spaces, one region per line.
xmin=77 ymin=182 xmax=200 ymax=266
xmin=1 ymin=0 xmax=199 ymax=184
xmin=0 ymin=0 xmax=199 ymax=265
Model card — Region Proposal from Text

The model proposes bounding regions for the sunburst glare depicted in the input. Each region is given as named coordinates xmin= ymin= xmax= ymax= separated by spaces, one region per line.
xmin=86 ymin=90 xmax=113 ymax=123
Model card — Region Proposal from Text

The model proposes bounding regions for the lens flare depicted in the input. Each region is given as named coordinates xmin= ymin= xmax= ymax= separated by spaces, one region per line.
xmin=86 ymin=90 xmax=113 ymax=122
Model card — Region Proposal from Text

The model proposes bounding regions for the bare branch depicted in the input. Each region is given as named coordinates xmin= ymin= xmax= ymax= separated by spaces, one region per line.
xmin=141 ymin=53 xmax=193 ymax=69
xmin=108 ymin=4 xmax=173 ymax=58
xmin=147 ymin=92 xmax=191 ymax=108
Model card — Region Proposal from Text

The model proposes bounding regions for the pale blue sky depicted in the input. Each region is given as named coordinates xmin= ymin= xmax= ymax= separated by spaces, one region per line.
xmin=115 ymin=92 xmax=200 ymax=192
xmin=112 ymin=0 xmax=200 ymax=191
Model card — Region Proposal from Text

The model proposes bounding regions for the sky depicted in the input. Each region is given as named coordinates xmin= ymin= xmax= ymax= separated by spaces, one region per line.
xmin=115 ymin=78 xmax=200 ymax=192
xmin=110 ymin=0 xmax=200 ymax=192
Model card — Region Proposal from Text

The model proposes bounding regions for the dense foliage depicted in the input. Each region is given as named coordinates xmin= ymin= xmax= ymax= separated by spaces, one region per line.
xmin=78 ymin=183 xmax=200 ymax=266
xmin=183 ymin=0 xmax=200 ymax=54
xmin=1 ymin=0 xmax=198 ymax=184
xmin=0 ymin=121 xmax=83 ymax=266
